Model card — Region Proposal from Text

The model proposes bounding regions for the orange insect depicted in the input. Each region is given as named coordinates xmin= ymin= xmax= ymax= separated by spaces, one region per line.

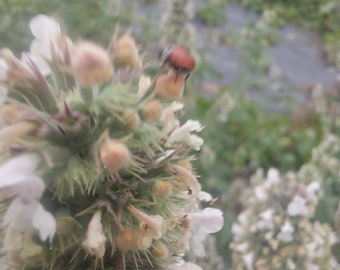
xmin=158 ymin=45 xmax=195 ymax=73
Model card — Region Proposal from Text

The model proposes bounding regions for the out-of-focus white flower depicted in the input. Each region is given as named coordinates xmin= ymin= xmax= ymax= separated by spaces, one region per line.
xmin=29 ymin=14 xmax=61 ymax=61
xmin=286 ymin=259 xmax=296 ymax=270
xmin=161 ymin=101 xmax=184 ymax=134
xmin=264 ymin=168 xmax=280 ymax=189
xmin=256 ymin=209 xmax=274 ymax=230
xmin=168 ymin=259 xmax=202 ymax=270
xmin=20 ymin=51 xmax=51 ymax=77
xmin=232 ymin=223 xmax=245 ymax=238
xmin=167 ymin=120 xmax=204 ymax=151
xmin=32 ymin=203 xmax=57 ymax=242
xmin=234 ymin=242 xmax=249 ymax=252
xmin=0 ymin=154 xmax=40 ymax=189
xmin=254 ymin=185 xmax=267 ymax=201
xmin=287 ymin=195 xmax=309 ymax=216
xmin=29 ymin=14 xmax=62 ymax=76
xmin=82 ymin=210 xmax=106 ymax=258
xmin=0 ymin=154 xmax=56 ymax=243
xmin=232 ymin=211 xmax=249 ymax=239
xmin=137 ymin=75 xmax=151 ymax=96
xmin=242 ymin=252 xmax=254 ymax=270
xmin=198 ymin=191 xmax=213 ymax=202
xmin=277 ymin=220 xmax=294 ymax=242
xmin=3 ymin=197 xmax=56 ymax=243
xmin=305 ymin=181 xmax=321 ymax=202
xmin=305 ymin=263 xmax=320 ymax=270
xmin=188 ymin=207 xmax=223 ymax=257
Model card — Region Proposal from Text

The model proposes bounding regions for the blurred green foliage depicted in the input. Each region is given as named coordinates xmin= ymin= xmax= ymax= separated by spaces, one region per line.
xmin=231 ymin=0 xmax=340 ymax=67
xmin=196 ymin=4 xmax=227 ymax=26
xmin=0 ymin=0 xmax=138 ymax=54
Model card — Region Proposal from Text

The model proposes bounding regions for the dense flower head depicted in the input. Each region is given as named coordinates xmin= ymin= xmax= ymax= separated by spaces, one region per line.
xmin=0 ymin=14 xmax=223 ymax=270
xmin=230 ymin=168 xmax=338 ymax=270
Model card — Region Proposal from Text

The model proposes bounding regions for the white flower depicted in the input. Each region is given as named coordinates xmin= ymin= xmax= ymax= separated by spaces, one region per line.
xmin=0 ymin=154 xmax=56 ymax=243
xmin=188 ymin=207 xmax=223 ymax=257
xmin=232 ymin=223 xmax=245 ymax=238
xmin=160 ymin=101 xmax=184 ymax=134
xmin=29 ymin=14 xmax=61 ymax=75
xmin=198 ymin=191 xmax=213 ymax=202
xmin=305 ymin=181 xmax=321 ymax=202
xmin=254 ymin=185 xmax=267 ymax=201
xmin=264 ymin=168 xmax=280 ymax=189
xmin=305 ymin=263 xmax=319 ymax=270
xmin=287 ymin=195 xmax=309 ymax=216
xmin=3 ymin=197 xmax=56 ymax=243
xmin=277 ymin=220 xmax=294 ymax=242
xmin=286 ymin=259 xmax=296 ymax=270
xmin=234 ymin=242 xmax=249 ymax=252
xmin=82 ymin=210 xmax=106 ymax=258
xmin=29 ymin=14 xmax=61 ymax=61
xmin=20 ymin=51 xmax=51 ymax=76
xmin=257 ymin=209 xmax=274 ymax=230
xmin=242 ymin=252 xmax=254 ymax=270
xmin=0 ymin=154 xmax=41 ymax=189
xmin=167 ymin=120 xmax=204 ymax=151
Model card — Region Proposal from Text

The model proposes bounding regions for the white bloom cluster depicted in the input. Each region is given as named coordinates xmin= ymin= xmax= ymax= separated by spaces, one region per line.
xmin=230 ymin=168 xmax=337 ymax=270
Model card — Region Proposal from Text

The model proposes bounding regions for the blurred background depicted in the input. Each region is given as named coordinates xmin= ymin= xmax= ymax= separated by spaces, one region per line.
xmin=1 ymin=0 xmax=339 ymax=268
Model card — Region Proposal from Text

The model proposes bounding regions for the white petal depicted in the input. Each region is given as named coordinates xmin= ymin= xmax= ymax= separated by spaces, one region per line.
xmin=29 ymin=14 xmax=60 ymax=41
xmin=24 ymin=48 xmax=51 ymax=75
xmin=2 ymin=197 xmax=36 ymax=229
xmin=0 ymin=154 xmax=40 ymax=188
xmin=188 ymin=207 xmax=224 ymax=257
xmin=12 ymin=176 xmax=45 ymax=199
xmin=82 ymin=210 xmax=106 ymax=258
xmin=190 ymin=134 xmax=204 ymax=151
xmin=264 ymin=168 xmax=280 ymax=188
xmin=32 ymin=203 xmax=56 ymax=242
xmin=243 ymin=252 xmax=254 ymax=270
xmin=198 ymin=191 xmax=213 ymax=202
xmin=287 ymin=195 xmax=308 ymax=216
xmin=190 ymin=207 xmax=224 ymax=233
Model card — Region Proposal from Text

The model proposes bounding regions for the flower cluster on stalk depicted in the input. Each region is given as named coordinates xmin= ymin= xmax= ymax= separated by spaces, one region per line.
xmin=230 ymin=167 xmax=338 ymax=270
xmin=0 ymin=15 xmax=223 ymax=270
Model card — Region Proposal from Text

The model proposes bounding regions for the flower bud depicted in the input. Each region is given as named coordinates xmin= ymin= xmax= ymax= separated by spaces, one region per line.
xmin=152 ymin=180 xmax=172 ymax=199
xmin=142 ymin=100 xmax=162 ymax=121
xmin=71 ymin=41 xmax=113 ymax=87
xmin=82 ymin=210 xmax=106 ymax=258
xmin=116 ymin=227 xmax=140 ymax=252
xmin=113 ymin=33 xmax=141 ymax=69
xmin=154 ymin=71 xmax=186 ymax=100
xmin=151 ymin=241 xmax=169 ymax=259
xmin=123 ymin=109 xmax=140 ymax=130
xmin=99 ymin=137 xmax=130 ymax=172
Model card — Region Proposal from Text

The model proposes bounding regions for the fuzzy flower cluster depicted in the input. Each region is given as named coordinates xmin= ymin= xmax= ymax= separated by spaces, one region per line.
xmin=0 ymin=15 xmax=223 ymax=270
xmin=230 ymin=168 xmax=338 ymax=270
xmin=299 ymin=133 xmax=340 ymax=241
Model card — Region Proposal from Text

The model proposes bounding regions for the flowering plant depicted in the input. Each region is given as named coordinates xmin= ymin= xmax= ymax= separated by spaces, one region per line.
xmin=230 ymin=167 xmax=338 ymax=270
xmin=0 ymin=15 xmax=223 ymax=270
